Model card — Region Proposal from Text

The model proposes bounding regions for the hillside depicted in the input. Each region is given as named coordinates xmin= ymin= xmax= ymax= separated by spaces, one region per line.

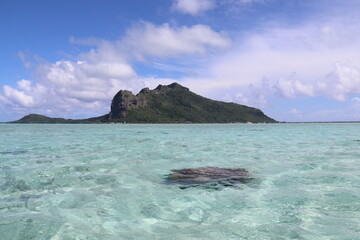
xmin=106 ymin=83 xmax=276 ymax=123
xmin=9 ymin=83 xmax=276 ymax=123
xmin=9 ymin=114 xmax=105 ymax=124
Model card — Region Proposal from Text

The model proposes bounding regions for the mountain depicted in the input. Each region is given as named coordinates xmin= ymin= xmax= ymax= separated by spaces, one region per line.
xmin=9 ymin=83 xmax=276 ymax=123
xmin=106 ymin=82 xmax=276 ymax=123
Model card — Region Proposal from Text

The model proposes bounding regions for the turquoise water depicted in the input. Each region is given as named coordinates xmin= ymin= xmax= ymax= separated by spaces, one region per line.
xmin=0 ymin=123 xmax=359 ymax=239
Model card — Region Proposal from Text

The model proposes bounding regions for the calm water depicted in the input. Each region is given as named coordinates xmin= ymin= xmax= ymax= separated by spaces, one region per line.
xmin=0 ymin=123 xmax=359 ymax=239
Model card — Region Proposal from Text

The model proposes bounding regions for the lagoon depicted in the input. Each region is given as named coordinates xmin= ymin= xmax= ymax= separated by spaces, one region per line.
xmin=0 ymin=123 xmax=359 ymax=239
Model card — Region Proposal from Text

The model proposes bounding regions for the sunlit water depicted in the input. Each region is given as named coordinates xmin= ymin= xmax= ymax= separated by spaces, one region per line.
xmin=0 ymin=123 xmax=359 ymax=240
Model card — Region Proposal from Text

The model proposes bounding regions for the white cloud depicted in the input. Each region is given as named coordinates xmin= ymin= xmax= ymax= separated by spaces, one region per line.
xmin=17 ymin=79 xmax=32 ymax=91
xmin=122 ymin=22 xmax=229 ymax=60
xmin=0 ymin=58 xmax=141 ymax=117
xmin=176 ymin=18 xmax=360 ymax=111
xmin=173 ymin=0 xmax=215 ymax=15
xmin=319 ymin=63 xmax=360 ymax=101
xmin=79 ymin=62 xmax=135 ymax=79
xmin=2 ymin=85 xmax=34 ymax=108
xmin=274 ymin=75 xmax=314 ymax=99
xmin=0 ymin=22 xmax=228 ymax=119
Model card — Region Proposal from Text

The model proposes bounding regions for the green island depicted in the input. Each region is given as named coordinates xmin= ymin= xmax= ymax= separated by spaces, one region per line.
xmin=10 ymin=83 xmax=276 ymax=124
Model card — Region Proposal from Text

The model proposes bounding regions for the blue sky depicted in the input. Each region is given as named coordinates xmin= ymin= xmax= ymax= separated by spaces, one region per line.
xmin=1 ymin=0 xmax=360 ymax=122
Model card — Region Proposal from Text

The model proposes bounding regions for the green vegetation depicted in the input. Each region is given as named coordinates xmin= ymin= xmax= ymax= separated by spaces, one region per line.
xmin=10 ymin=114 xmax=74 ymax=123
xmin=9 ymin=114 xmax=106 ymax=124
xmin=109 ymin=83 xmax=276 ymax=123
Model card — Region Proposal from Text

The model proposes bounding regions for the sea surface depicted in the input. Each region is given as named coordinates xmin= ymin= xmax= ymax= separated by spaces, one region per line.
xmin=0 ymin=123 xmax=359 ymax=240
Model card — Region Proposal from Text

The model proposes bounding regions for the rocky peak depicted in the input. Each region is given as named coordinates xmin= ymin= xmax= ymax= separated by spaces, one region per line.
xmin=168 ymin=82 xmax=187 ymax=89
xmin=109 ymin=90 xmax=147 ymax=119
xmin=154 ymin=84 xmax=171 ymax=94
xmin=109 ymin=83 xmax=189 ymax=120
xmin=154 ymin=82 xmax=189 ymax=94
xmin=139 ymin=87 xmax=150 ymax=94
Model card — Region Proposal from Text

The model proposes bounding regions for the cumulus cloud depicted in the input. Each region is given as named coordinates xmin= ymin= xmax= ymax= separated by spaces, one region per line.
xmin=73 ymin=22 xmax=230 ymax=61
xmin=0 ymin=22 xmax=229 ymax=118
xmin=0 ymin=60 xmax=141 ymax=118
xmin=274 ymin=75 xmax=315 ymax=99
xmin=319 ymin=63 xmax=360 ymax=101
xmin=178 ymin=18 xmax=360 ymax=112
xmin=173 ymin=0 xmax=263 ymax=16
xmin=122 ymin=22 xmax=229 ymax=60
xmin=2 ymin=84 xmax=34 ymax=108
xmin=173 ymin=0 xmax=215 ymax=15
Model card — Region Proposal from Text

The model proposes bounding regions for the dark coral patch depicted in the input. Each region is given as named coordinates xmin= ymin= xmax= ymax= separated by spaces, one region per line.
xmin=165 ymin=167 xmax=253 ymax=188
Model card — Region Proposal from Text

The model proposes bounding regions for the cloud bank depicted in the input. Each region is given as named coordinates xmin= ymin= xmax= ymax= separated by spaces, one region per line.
xmin=181 ymin=20 xmax=360 ymax=109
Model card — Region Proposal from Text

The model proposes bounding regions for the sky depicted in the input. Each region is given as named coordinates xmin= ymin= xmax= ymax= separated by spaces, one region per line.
xmin=1 ymin=0 xmax=360 ymax=122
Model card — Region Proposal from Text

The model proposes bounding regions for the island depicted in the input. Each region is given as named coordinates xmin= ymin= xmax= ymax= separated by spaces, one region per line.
xmin=10 ymin=83 xmax=276 ymax=123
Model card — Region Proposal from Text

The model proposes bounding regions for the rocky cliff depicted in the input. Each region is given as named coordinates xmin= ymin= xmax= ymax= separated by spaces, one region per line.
xmin=109 ymin=90 xmax=148 ymax=119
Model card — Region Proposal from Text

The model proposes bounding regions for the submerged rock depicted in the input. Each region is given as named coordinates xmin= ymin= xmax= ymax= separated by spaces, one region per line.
xmin=165 ymin=167 xmax=252 ymax=187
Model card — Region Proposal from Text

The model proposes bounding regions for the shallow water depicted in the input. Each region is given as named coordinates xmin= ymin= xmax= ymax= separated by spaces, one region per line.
xmin=0 ymin=123 xmax=359 ymax=239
